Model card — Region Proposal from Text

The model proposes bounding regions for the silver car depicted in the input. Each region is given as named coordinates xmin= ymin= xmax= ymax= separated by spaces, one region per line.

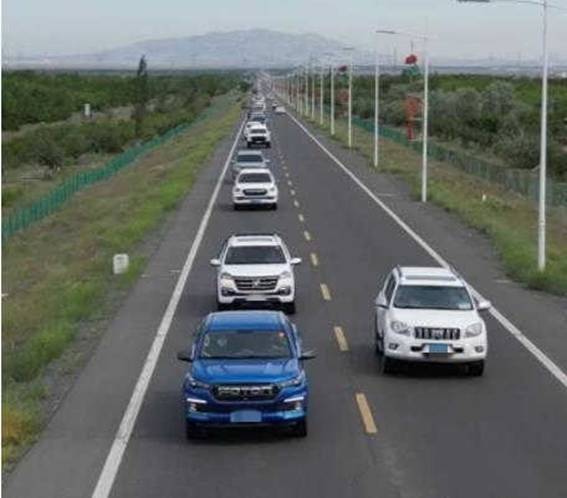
xmin=231 ymin=150 xmax=270 ymax=180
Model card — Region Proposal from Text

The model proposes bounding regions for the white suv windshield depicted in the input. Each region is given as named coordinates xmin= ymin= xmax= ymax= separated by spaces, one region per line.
xmin=225 ymin=246 xmax=286 ymax=265
xmin=239 ymin=173 xmax=272 ymax=183
xmin=393 ymin=285 xmax=473 ymax=311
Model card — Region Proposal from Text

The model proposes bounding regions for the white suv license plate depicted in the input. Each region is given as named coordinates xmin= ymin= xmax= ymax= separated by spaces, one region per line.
xmin=230 ymin=410 xmax=262 ymax=423
xmin=247 ymin=295 xmax=268 ymax=302
xmin=427 ymin=343 xmax=450 ymax=354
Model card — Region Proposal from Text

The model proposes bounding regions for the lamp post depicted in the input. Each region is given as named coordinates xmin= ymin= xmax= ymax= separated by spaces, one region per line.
xmin=377 ymin=29 xmax=430 ymax=202
xmin=320 ymin=63 xmax=324 ymax=125
xmin=457 ymin=0 xmax=553 ymax=270
xmin=304 ymin=64 xmax=309 ymax=116
xmin=311 ymin=60 xmax=316 ymax=120
xmin=342 ymin=47 xmax=355 ymax=148
xmin=330 ymin=62 xmax=336 ymax=135
xmin=373 ymin=46 xmax=381 ymax=168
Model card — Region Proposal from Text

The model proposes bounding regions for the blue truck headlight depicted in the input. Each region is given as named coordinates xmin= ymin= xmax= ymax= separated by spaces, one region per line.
xmin=278 ymin=372 xmax=305 ymax=389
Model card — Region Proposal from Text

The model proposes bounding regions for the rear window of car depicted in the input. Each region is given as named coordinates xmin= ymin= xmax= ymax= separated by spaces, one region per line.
xmin=239 ymin=173 xmax=272 ymax=183
xmin=237 ymin=154 xmax=263 ymax=162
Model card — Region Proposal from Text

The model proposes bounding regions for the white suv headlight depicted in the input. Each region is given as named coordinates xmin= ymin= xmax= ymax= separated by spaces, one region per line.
xmin=220 ymin=272 xmax=233 ymax=285
xmin=280 ymin=271 xmax=292 ymax=280
xmin=390 ymin=321 xmax=411 ymax=336
xmin=465 ymin=322 xmax=483 ymax=337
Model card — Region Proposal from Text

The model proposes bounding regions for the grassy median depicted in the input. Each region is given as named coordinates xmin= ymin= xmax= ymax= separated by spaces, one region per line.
xmin=1 ymin=92 xmax=242 ymax=465
xmin=306 ymin=113 xmax=567 ymax=296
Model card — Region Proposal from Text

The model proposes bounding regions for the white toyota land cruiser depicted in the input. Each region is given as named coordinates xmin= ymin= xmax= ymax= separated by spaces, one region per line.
xmin=210 ymin=234 xmax=301 ymax=314
xmin=374 ymin=266 xmax=491 ymax=376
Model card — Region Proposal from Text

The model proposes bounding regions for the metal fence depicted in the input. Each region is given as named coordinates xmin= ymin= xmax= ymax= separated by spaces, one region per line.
xmin=351 ymin=115 xmax=567 ymax=207
xmin=2 ymin=120 xmax=197 ymax=243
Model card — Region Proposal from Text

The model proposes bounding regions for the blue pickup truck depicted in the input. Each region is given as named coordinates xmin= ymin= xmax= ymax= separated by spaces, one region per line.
xmin=177 ymin=310 xmax=315 ymax=438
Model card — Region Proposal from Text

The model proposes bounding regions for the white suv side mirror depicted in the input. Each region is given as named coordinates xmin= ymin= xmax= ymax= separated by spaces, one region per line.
xmin=290 ymin=257 xmax=302 ymax=265
xmin=210 ymin=258 xmax=221 ymax=267
xmin=375 ymin=294 xmax=388 ymax=309
xmin=477 ymin=300 xmax=491 ymax=312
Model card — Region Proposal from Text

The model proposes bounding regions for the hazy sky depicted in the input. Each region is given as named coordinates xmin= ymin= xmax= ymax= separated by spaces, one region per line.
xmin=3 ymin=0 xmax=566 ymax=61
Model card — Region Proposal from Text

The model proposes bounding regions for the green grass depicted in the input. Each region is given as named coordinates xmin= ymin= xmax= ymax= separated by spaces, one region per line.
xmin=1 ymin=92 xmax=242 ymax=465
xmin=306 ymin=112 xmax=567 ymax=296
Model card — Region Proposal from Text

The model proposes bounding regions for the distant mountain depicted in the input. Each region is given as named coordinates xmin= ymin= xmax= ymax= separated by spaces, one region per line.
xmin=4 ymin=29 xmax=369 ymax=69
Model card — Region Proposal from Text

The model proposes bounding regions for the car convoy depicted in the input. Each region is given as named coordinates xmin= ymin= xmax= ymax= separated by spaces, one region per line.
xmin=177 ymin=89 xmax=491 ymax=440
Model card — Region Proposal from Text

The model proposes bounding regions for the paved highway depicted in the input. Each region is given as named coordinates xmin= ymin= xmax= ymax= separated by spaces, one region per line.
xmin=6 ymin=93 xmax=567 ymax=498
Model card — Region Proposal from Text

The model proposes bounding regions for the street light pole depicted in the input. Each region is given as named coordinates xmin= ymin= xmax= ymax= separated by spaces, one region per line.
xmin=374 ymin=48 xmax=380 ymax=168
xmin=330 ymin=63 xmax=336 ymax=135
xmin=311 ymin=62 xmax=316 ymax=120
xmin=377 ymin=29 xmax=430 ymax=201
xmin=347 ymin=50 xmax=353 ymax=148
xmin=320 ymin=63 xmax=324 ymax=125
xmin=421 ymin=36 xmax=430 ymax=203
xmin=304 ymin=65 xmax=309 ymax=116
xmin=537 ymin=0 xmax=549 ymax=270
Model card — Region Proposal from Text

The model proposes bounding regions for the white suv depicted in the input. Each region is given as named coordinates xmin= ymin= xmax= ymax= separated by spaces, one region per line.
xmin=210 ymin=234 xmax=301 ymax=314
xmin=246 ymin=125 xmax=271 ymax=148
xmin=374 ymin=266 xmax=490 ymax=376
xmin=233 ymin=169 xmax=278 ymax=210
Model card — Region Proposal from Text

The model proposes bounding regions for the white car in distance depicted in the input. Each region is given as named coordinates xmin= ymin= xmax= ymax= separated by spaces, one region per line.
xmin=231 ymin=150 xmax=270 ymax=181
xmin=275 ymin=106 xmax=286 ymax=115
xmin=374 ymin=266 xmax=490 ymax=376
xmin=233 ymin=169 xmax=278 ymax=210
xmin=246 ymin=125 xmax=271 ymax=148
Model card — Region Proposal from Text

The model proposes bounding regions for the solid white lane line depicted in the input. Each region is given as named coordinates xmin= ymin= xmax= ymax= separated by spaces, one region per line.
xmin=287 ymin=112 xmax=567 ymax=391
xmin=91 ymin=120 xmax=246 ymax=498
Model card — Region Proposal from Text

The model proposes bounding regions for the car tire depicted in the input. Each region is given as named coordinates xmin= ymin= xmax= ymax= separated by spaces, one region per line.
xmin=291 ymin=418 xmax=307 ymax=438
xmin=271 ymin=203 xmax=278 ymax=211
xmin=185 ymin=421 xmax=206 ymax=440
xmin=374 ymin=335 xmax=383 ymax=356
xmin=468 ymin=360 xmax=485 ymax=377
xmin=233 ymin=203 xmax=240 ymax=211
xmin=381 ymin=355 xmax=399 ymax=375
xmin=283 ymin=301 xmax=296 ymax=315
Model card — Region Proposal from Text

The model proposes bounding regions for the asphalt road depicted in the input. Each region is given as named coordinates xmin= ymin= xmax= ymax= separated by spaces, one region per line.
xmin=6 ymin=93 xmax=567 ymax=498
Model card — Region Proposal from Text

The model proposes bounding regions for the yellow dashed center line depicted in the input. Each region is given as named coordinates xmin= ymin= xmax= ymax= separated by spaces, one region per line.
xmin=320 ymin=283 xmax=332 ymax=301
xmin=293 ymin=200 xmax=300 ymax=208
xmin=303 ymin=230 xmax=311 ymax=241
xmin=298 ymin=214 xmax=305 ymax=223
xmin=333 ymin=326 xmax=349 ymax=352
xmin=310 ymin=252 xmax=319 ymax=267
xmin=355 ymin=393 xmax=378 ymax=434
